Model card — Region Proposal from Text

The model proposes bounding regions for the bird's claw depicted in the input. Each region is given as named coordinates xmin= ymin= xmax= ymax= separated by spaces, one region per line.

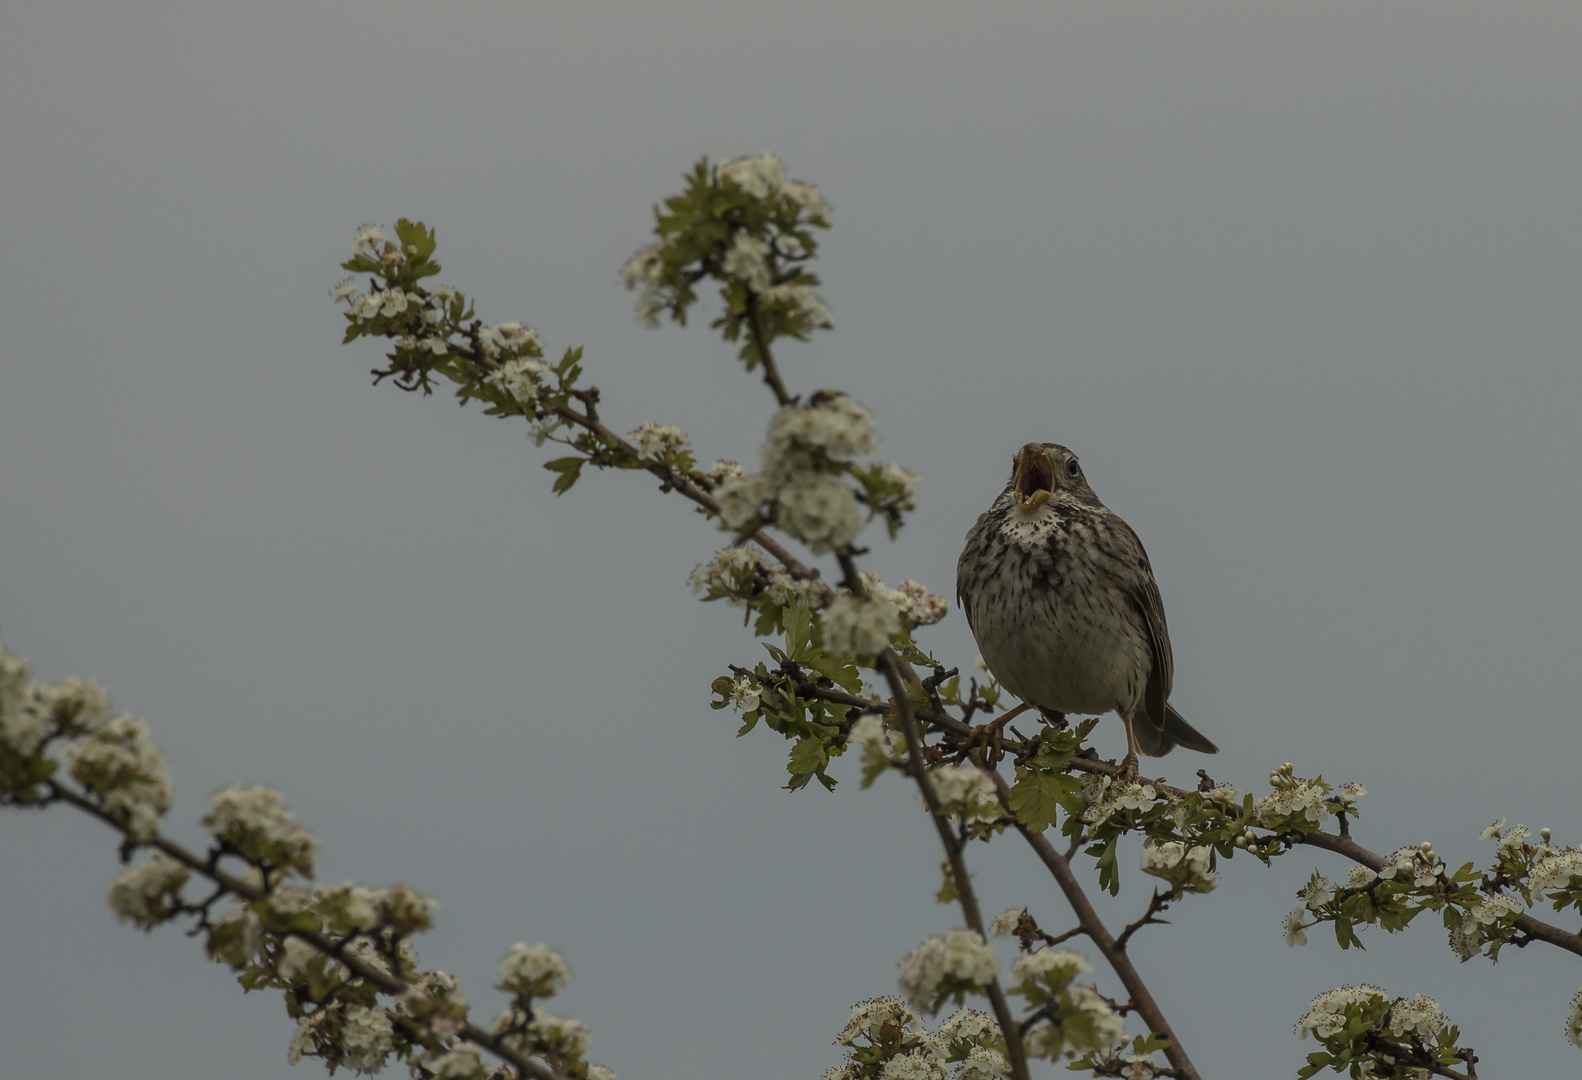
xmin=1115 ymin=752 xmax=1140 ymax=786
xmin=964 ymin=716 xmax=1012 ymax=766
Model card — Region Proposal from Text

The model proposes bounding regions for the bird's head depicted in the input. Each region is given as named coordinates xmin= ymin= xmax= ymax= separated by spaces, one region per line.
xmin=1006 ymin=443 xmax=1094 ymax=510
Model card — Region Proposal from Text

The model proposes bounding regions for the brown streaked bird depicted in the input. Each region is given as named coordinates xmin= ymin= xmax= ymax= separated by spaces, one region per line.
xmin=956 ymin=443 xmax=1216 ymax=779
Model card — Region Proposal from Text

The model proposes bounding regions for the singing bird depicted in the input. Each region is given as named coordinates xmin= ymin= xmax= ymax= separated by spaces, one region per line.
xmin=956 ymin=443 xmax=1216 ymax=779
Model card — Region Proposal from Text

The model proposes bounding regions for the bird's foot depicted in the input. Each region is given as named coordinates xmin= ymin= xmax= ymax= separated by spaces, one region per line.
xmin=964 ymin=715 xmax=1013 ymax=766
xmin=1115 ymin=753 xmax=1140 ymax=785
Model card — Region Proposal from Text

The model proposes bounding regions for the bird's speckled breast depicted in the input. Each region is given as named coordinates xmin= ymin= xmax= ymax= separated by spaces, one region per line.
xmin=957 ymin=497 xmax=1150 ymax=717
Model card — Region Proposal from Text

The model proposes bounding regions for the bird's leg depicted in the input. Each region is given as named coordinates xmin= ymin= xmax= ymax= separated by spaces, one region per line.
xmin=965 ymin=700 xmax=1033 ymax=766
xmin=1116 ymin=711 xmax=1142 ymax=784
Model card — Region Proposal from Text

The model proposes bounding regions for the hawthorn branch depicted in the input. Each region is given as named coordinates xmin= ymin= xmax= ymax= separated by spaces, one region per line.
xmin=984 ymin=770 xmax=1201 ymax=1080
xmin=44 ymin=780 xmax=576 ymax=1080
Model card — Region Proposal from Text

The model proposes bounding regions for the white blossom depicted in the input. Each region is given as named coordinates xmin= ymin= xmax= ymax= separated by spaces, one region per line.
xmin=953 ymin=1046 xmax=1007 ymax=1080
xmin=478 ymin=321 xmax=541 ymax=360
xmin=1385 ymin=994 xmax=1446 ymax=1039
xmin=1480 ymin=818 xmax=1506 ymax=841
xmin=1255 ymin=775 xmax=1330 ymax=828
xmin=1284 ymin=910 xmax=1311 ymax=947
xmin=703 ymin=459 xmax=746 ymax=486
xmin=379 ymin=289 xmax=412 ymax=318
xmin=1377 ymin=845 xmax=1420 ymax=882
xmin=316 ymin=882 xmax=384 ymax=932
xmin=339 ymin=1004 xmax=395 ymax=1073
xmin=762 ymin=282 xmax=834 ymax=330
xmin=350 ymin=291 xmax=385 ymax=321
xmin=721 ymin=232 xmax=772 ymax=292
xmin=1346 ymin=865 xmax=1378 ymax=889
xmin=1566 ymin=988 xmax=1582 ymax=1049
xmin=1079 ymin=775 xmax=1159 ymax=825
xmin=59 ymin=715 xmax=174 ymax=841
xmin=729 ymin=675 xmax=761 ymax=713
xmin=353 ymin=224 xmax=387 ymax=252
xmin=625 ymin=423 xmax=690 ymax=460
xmin=1300 ymin=874 xmax=1336 ymax=911
xmin=107 ymin=852 xmax=189 ymax=927
xmin=1018 ymin=984 xmax=1124 ymax=1055
xmin=716 ymin=152 xmax=785 ymax=198
xmin=1119 ymin=1055 xmax=1158 ymax=1080
xmin=483 ymin=357 xmax=552 ymax=404
xmin=422 ymin=1046 xmax=486 ymax=1079
xmin=782 ymin=179 xmax=833 ymax=225
xmin=937 ymin=1009 xmax=1001 ymax=1046
xmin=621 ymin=243 xmax=665 ymax=290
xmin=526 ymin=1012 xmax=590 ymax=1058
xmin=277 ymin=936 xmax=321 ymax=980
xmin=881 ymin=1047 xmax=948 ymax=1080
xmin=497 ymin=941 xmax=571 ymax=998
xmin=713 ymin=474 xmax=773 ymax=530
xmin=1297 ymin=985 xmax=1386 ymax=1040
xmin=1141 ymin=841 xmax=1217 ymax=891
xmin=423 ymin=336 xmax=449 ymax=355
xmin=1336 ymin=780 xmax=1366 ymax=804
xmin=762 ymin=395 xmax=878 ymax=474
xmin=986 ymin=909 xmax=1022 ymax=941
xmin=929 ymin=764 xmax=1000 ymax=825
xmin=330 ymin=277 xmax=360 ymax=304
xmin=1495 ymin=822 xmax=1531 ymax=858
xmin=1529 ymin=850 xmax=1582 ymax=898
xmin=688 ymin=543 xmax=825 ymax=611
xmin=1009 ymin=947 xmax=1091 ymax=988
xmin=837 ymin=996 xmax=921 ymax=1044
xmin=777 ymin=474 xmax=866 ymax=553
xmin=898 ymin=930 xmax=1000 ymax=1011
xmin=861 ymin=574 xmax=948 ymax=629
xmin=822 ymin=592 xmax=902 ymax=658
xmin=203 ymin=784 xmax=319 ymax=873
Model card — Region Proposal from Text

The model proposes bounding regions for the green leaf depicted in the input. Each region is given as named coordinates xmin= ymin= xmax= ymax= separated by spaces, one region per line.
xmin=787 ymin=736 xmax=827 ymax=775
xmin=543 ymin=457 xmax=585 ymax=494
xmin=1007 ymin=771 xmax=1065 ymax=833
xmin=784 ymin=601 xmax=815 ymax=661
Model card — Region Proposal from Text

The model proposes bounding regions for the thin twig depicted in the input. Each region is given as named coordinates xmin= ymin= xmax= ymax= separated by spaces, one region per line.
xmin=1114 ymin=889 xmax=1177 ymax=951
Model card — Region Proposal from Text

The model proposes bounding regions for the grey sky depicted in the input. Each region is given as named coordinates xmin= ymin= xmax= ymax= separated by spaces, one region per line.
xmin=3 ymin=3 xmax=1580 ymax=1076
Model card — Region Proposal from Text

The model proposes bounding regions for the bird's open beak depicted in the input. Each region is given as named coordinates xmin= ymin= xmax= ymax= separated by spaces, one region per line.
xmin=1013 ymin=448 xmax=1055 ymax=509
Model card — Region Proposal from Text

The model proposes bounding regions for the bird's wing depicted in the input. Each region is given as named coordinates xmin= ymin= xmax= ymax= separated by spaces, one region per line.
xmin=1109 ymin=516 xmax=1174 ymax=732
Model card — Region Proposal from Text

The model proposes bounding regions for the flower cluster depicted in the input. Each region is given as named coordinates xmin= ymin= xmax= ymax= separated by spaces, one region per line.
xmin=204 ymin=785 xmax=321 ymax=879
xmin=1297 ymin=984 xmax=1389 ymax=1040
xmin=484 ymin=357 xmax=552 ymax=405
xmin=715 ymin=398 xmax=862 ymax=535
xmin=859 ymin=574 xmax=949 ymax=630
xmin=985 ymin=909 xmax=1023 ymax=942
xmin=1140 ymin=841 xmax=1217 ymax=893
xmin=621 ymin=153 xmax=833 ymax=340
xmin=825 ymin=998 xmax=1005 ymax=1080
xmin=496 ymin=941 xmax=571 ymax=999
xmin=1254 ymin=764 xmax=1336 ymax=831
xmin=929 ymin=764 xmax=1001 ymax=827
xmin=689 ymin=543 xmax=827 ymax=636
xmin=107 ymin=852 xmax=191 ymax=929
xmin=1295 ymin=985 xmax=1468 ymax=1079
xmin=1006 ymin=949 xmax=1125 ymax=1059
xmin=59 ymin=714 xmax=175 ymax=841
xmin=625 ymin=423 xmax=691 ymax=462
xmin=1378 ymin=842 xmax=1444 ymax=888
xmin=823 ymin=592 xmax=903 ymax=659
xmin=1077 ymin=774 xmax=1160 ymax=826
xmin=897 ymin=930 xmax=1001 ymax=1014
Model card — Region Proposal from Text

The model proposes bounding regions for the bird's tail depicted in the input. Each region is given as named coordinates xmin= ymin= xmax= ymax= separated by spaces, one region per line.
xmin=1136 ymin=704 xmax=1219 ymax=757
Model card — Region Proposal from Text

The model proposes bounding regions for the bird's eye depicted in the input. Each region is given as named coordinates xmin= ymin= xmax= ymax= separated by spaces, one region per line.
xmin=1066 ymin=460 xmax=1080 ymax=477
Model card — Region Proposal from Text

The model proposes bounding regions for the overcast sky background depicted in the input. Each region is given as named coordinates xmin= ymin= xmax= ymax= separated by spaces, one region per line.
xmin=3 ymin=3 xmax=1580 ymax=1076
